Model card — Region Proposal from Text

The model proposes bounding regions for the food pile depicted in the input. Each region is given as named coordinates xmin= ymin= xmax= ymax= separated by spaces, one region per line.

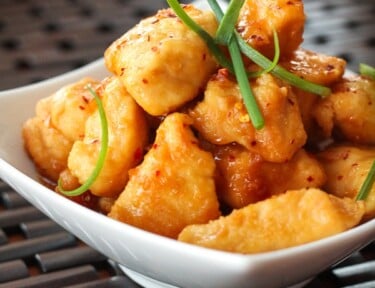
xmin=23 ymin=0 xmax=375 ymax=254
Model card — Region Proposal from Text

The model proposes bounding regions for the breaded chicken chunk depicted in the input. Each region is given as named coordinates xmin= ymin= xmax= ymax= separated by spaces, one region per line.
xmin=318 ymin=145 xmax=375 ymax=219
xmin=313 ymin=76 xmax=375 ymax=145
xmin=189 ymin=70 xmax=307 ymax=162
xmin=237 ymin=0 xmax=305 ymax=59
xmin=109 ymin=113 xmax=221 ymax=239
xmin=281 ymin=49 xmax=346 ymax=86
xmin=104 ymin=5 xmax=218 ymax=116
xmin=178 ymin=188 xmax=365 ymax=253
xmin=23 ymin=78 xmax=100 ymax=182
xmin=212 ymin=144 xmax=326 ymax=209
xmin=68 ymin=77 xmax=149 ymax=198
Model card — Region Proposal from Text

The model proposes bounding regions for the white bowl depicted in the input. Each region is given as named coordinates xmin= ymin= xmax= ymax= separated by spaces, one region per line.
xmin=0 ymin=59 xmax=374 ymax=288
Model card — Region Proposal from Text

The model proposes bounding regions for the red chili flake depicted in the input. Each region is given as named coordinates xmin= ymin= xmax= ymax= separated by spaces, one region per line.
xmin=337 ymin=175 xmax=343 ymax=180
xmin=307 ymin=176 xmax=314 ymax=182
xmin=82 ymin=95 xmax=90 ymax=104
xmin=155 ymin=170 xmax=161 ymax=177
xmin=228 ymin=154 xmax=236 ymax=162
xmin=290 ymin=139 xmax=295 ymax=145
xmin=326 ymin=64 xmax=335 ymax=71
xmin=79 ymin=105 xmax=85 ymax=110
xmin=287 ymin=98 xmax=295 ymax=105
xmin=142 ymin=78 xmax=149 ymax=84
xmin=340 ymin=151 xmax=350 ymax=160
xmin=237 ymin=26 xmax=245 ymax=33
xmin=217 ymin=68 xmax=230 ymax=80
xmin=133 ymin=147 xmax=143 ymax=162
xmin=152 ymin=143 xmax=158 ymax=149
xmin=151 ymin=46 xmax=158 ymax=52
xmin=352 ymin=163 xmax=359 ymax=167
xmin=120 ymin=67 xmax=126 ymax=76
xmin=202 ymin=53 xmax=206 ymax=61
xmin=251 ymin=140 xmax=257 ymax=146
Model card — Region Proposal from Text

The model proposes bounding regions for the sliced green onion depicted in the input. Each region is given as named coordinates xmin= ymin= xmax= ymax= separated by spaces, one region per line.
xmin=248 ymin=28 xmax=280 ymax=78
xmin=355 ymin=160 xmax=375 ymax=201
xmin=236 ymin=34 xmax=331 ymax=97
xmin=58 ymin=86 xmax=109 ymax=197
xmin=215 ymin=0 xmax=245 ymax=45
xmin=166 ymin=0 xmax=234 ymax=72
xmin=208 ymin=0 xmax=331 ymax=97
xmin=228 ymin=37 xmax=264 ymax=129
xmin=359 ymin=63 xmax=375 ymax=80
xmin=208 ymin=0 xmax=264 ymax=129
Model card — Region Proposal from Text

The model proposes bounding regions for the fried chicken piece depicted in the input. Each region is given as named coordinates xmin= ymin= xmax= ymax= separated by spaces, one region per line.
xmin=212 ymin=144 xmax=326 ymax=209
xmin=313 ymin=76 xmax=375 ymax=145
xmin=104 ymin=5 xmax=218 ymax=116
xmin=68 ymin=76 xmax=149 ymax=198
xmin=237 ymin=0 xmax=305 ymax=59
xmin=318 ymin=145 xmax=375 ymax=220
xmin=23 ymin=78 xmax=100 ymax=182
xmin=189 ymin=70 xmax=307 ymax=162
xmin=280 ymin=49 xmax=346 ymax=86
xmin=109 ymin=113 xmax=221 ymax=239
xmin=178 ymin=188 xmax=365 ymax=254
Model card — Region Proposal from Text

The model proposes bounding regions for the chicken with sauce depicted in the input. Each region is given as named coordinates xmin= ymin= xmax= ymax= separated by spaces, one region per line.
xmin=104 ymin=5 xmax=218 ymax=116
xmin=23 ymin=77 xmax=100 ymax=182
xmin=109 ymin=113 xmax=221 ymax=238
xmin=66 ymin=76 xmax=149 ymax=198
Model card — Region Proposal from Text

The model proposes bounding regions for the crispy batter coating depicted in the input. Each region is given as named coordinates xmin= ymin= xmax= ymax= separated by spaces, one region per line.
xmin=313 ymin=76 xmax=375 ymax=145
xmin=23 ymin=78 xmax=100 ymax=181
xmin=68 ymin=76 xmax=149 ymax=198
xmin=178 ymin=188 xmax=365 ymax=253
xmin=237 ymin=0 xmax=305 ymax=59
xmin=261 ymin=149 xmax=327 ymax=195
xmin=109 ymin=113 xmax=221 ymax=239
xmin=189 ymin=70 xmax=307 ymax=162
xmin=212 ymin=144 xmax=326 ymax=209
xmin=212 ymin=143 xmax=266 ymax=209
xmin=318 ymin=145 xmax=375 ymax=219
xmin=104 ymin=5 xmax=218 ymax=116
xmin=281 ymin=49 xmax=346 ymax=86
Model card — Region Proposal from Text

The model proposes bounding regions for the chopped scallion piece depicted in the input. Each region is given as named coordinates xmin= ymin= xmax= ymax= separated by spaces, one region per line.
xmin=209 ymin=0 xmax=264 ymax=129
xmin=248 ymin=28 xmax=280 ymax=78
xmin=228 ymin=37 xmax=264 ymax=129
xmin=355 ymin=160 xmax=375 ymax=201
xmin=215 ymin=0 xmax=245 ymax=45
xmin=58 ymin=86 xmax=109 ymax=197
xmin=359 ymin=63 xmax=375 ymax=80
xmin=208 ymin=0 xmax=330 ymax=96
xmin=166 ymin=0 xmax=234 ymax=72
xmin=236 ymin=35 xmax=331 ymax=97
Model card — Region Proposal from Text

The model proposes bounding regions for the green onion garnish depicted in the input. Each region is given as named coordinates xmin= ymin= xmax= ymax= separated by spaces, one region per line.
xmin=215 ymin=0 xmax=245 ymax=45
xmin=58 ymin=86 xmax=109 ymax=197
xmin=228 ymin=37 xmax=264 ymax=129
xmin=236 ymin=35 xmax=331 ymax=97
xmin=248 ymin=28 xmax=280 ymax=78
xmin=167 ymin=0 xmax=264 ymax=129
xmin=355 ymin=160 xmax=375 ymax=201
xmin=208 ymin=0 xmax=330 ymax=97
xmin=166 ymin=0 xmax=234 ymax=72
xmin=359 ymin=63 xmax=375 ymax=80
xmin=209 ymin=0 xmax=264 ymax=129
